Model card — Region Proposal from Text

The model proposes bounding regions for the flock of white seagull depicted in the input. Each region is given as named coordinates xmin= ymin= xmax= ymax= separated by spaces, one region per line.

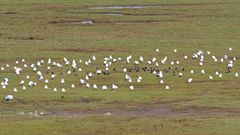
xmin=3 ymin=47 xmax=239 ymax=101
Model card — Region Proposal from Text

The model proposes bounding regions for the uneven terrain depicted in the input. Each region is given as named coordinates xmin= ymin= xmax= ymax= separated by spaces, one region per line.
xmin=0 ymin=0 xmax=240 ymax=135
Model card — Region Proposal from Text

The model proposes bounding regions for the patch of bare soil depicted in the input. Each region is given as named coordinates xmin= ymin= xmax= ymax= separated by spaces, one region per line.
xmin=87 ymin=1 xmax=229 ymax=9
xmin=3 ymin=11 xmax=19 ymax=14
xmin=45 ymin=104 xmax=240 ymax=118
xmin=177 ymin=106 xmax=240 ymax=116
xmin=49 ymin=20 xmax=89 ymax=24
xmin=60 ymin=11 xmax=183 ymax=17
xmin=105 ymin=20 xmax=179 ymax=24
xmin=7 ymin=36 xmax=44 ymax=40
xmin=48 ymin=19 xmax=179 ymax=25
xmin=88 ymin=5 xmax=147 ymax=10
xmin=46 ymin=106 xmax=174 ymax=117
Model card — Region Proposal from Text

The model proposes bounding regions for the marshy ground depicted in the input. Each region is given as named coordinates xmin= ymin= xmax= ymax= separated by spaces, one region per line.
xmin=0 ymin=0 xmax=240 ymax=135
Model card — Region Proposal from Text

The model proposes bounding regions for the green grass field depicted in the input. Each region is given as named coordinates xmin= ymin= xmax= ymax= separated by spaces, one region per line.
xmin=0 ymin=0 xmax=240 ymax=134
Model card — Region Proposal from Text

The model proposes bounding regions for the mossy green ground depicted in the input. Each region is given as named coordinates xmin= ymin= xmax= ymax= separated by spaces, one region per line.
xmin=0 ymin=0 xmax=240 ymax=134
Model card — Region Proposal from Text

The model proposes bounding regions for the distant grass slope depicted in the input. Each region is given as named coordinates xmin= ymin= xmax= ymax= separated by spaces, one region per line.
xmin=0 ymin=0 xmax=240 ymax=135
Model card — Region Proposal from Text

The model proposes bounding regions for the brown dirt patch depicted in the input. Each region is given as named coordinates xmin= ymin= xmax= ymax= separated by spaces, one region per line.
xmin=45 ymin=104 xmax=240 ymax=118
xmin=3 ymin=11 xmax=19 ymax=14
xmin=46 ymin=106 xmax=174 ymax=117
xmin=48 ymin=19 xmax=179 ymax=25
xmin=176 ymin=106 xmax=240 ymax=116
xmin=73 ymin=97 xmax=102 ymax=104
xmin=7 ymin=36 xmax=44 ymax=40
xmin=44 ymin=98 xmax=240 ymax=118
xmin=86 ymin=12 xmax=183 ymax=16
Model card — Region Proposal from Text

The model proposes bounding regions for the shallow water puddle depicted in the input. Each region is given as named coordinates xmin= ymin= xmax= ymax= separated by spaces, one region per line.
xmin=71 ymin=20 xmax=94 ymax=25
xmin=104 ymin=13 xmax=124 ymax=16
xmin=88 ymin=5 xmax=155 ymax=10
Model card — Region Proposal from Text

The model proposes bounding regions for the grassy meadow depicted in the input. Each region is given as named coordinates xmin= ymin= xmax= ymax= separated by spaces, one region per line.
xmin=0 ymin=0 xmax=240 ymax=134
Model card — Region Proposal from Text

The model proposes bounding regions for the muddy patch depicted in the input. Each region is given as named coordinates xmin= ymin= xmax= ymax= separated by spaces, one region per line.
xmin=72 ymin=20 xmax=93 ymax=25
xmin=75 ymin=97 xmax=102 ymax=104
xmin=114 ymin=20 xmax=179 ymax=24
xmin=49 ymin=19 xmax=179 ymax=25
xmin=46 ymin=106 xmax=175 ymax=117
xmin=72 ymin=12 xmax=222 ymax=19
xmin=49 ymin=20 xmax=94 ymax=25
xmin=46 ymin=105 xmax=240 ymax=117
xmin=126 ymin=13 xmax=183 ymax=16
xmin=88 ymin=5 xmax=149 ymax=10
xmin=177 ymin=106 xmax=240 ymax=116
xmin=1 ymin=11 xmax=19 ymax=15
xmin=93 ymin=12 xmax=183 ymax=17
xmin=88 ymin=2 xmax=228 ymax=10
xmin=7 ymin=36 xmax=44 ymax=40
